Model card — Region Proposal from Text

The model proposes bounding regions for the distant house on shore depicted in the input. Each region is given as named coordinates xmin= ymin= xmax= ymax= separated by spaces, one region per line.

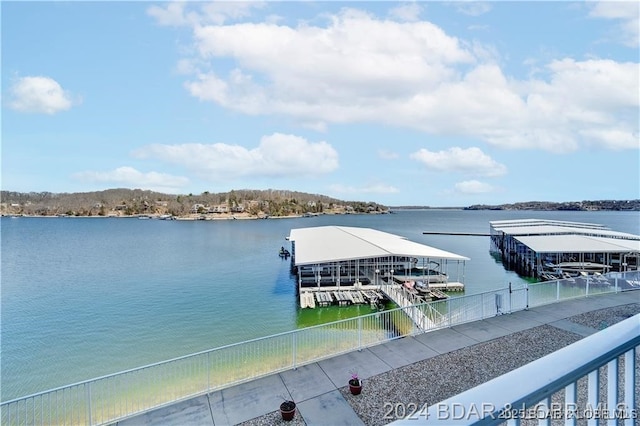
xmin=191 ymin=204 xmax=206 ymax=213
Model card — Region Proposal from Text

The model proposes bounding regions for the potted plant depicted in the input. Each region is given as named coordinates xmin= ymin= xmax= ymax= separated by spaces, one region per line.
xmin=279 ymin=397 xmax=296 ymax=421
xmin=348 ymin=372 xmax=362 ymax=395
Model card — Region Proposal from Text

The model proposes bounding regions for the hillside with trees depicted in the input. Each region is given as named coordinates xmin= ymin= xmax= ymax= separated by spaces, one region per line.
xmin=2 ymin=189 xmax=638 ymax=217
xmin=464 ymin=200 xmax=640 ymax=211
xmin=0 ymin=189 xmax=388 ymax=218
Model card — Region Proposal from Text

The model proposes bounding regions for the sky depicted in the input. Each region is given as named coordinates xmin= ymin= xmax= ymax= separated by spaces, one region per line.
xmin=2 ymin=1 xmax=639 ymax=207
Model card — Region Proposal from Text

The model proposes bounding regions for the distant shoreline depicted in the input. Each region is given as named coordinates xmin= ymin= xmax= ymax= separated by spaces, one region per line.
xmin=2 ymin=189 xmax=638 ymax=216
xmin=0 ymin=211 xmax=382 ymax=220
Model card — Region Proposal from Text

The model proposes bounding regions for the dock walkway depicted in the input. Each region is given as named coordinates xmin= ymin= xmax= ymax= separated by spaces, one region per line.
xmin=117 ymin=291 xmax=639 ymax=426
xmin=299 ymin=287 xmax=386 ymax=308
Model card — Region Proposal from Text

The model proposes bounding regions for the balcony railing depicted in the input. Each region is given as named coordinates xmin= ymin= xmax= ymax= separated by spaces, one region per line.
xmin=390 ymin=312 xmax=639 ymax=425
xmin=2 ymin=271 xmax=638 ymax=426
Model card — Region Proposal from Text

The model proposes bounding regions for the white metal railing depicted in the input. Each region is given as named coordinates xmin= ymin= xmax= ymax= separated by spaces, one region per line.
xmin=392 ymin=313 xmax=639 ymax=425
xmin=2 ymin=271 xmax=638 ymax=426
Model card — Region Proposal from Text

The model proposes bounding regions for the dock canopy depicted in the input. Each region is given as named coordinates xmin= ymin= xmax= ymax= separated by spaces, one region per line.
xmin=288 ymin=226 xmax=469 ymax=266
xmin=489 ymin=219 xmax=640 ymax=278
xmin=515 ymin=235 xmax=640 ymax=254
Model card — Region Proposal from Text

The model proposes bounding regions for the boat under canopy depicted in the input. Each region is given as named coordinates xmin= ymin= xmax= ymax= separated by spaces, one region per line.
xmin=489 ymin=219 xmax=640 ymax=279
xmin=286 ymin=226 xmax=469 ymax=308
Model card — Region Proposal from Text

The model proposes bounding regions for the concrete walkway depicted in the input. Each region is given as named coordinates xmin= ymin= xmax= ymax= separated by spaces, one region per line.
xmin=117 ymin=291 xmax=639 ymax=426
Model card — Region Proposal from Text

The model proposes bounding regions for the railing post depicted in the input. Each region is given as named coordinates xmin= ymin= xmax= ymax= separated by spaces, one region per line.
xmin=587 ymin=370 xmax=599 ymax=426
xmin=525 ymin=283 xmax=529 ymax=310
xmin=292 ymin=332 xmax=297 ymax=369
xmin=358 ymin=317 xmax=362 ymax=350
xmin=565 ymin=381 xmax=576 ymax=410
xmin=207 ymin=352 xmax=211 ymax=392
xmin=607 ymin=359 xmax=617 ymax=426
xmin=624 ymin=348 xmax=635 ymax=426
xmin=556 ymin=279 xmax=560 ymax=301
xmin=86 ymin=382 xmax=92 ymax=426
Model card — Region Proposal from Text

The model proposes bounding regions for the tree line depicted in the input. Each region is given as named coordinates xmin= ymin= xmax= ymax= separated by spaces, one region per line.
xmin=464 ymin=200 xmax=640 ymax=211
xmin=0 ymin=188 xmax=388 ymax=217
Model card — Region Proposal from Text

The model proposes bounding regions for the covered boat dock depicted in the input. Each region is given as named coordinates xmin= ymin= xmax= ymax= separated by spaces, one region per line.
xmin=286 ymin=226 xmax=469 ymax=310
xmin=489 ymin=219 xmax=640 ymax=279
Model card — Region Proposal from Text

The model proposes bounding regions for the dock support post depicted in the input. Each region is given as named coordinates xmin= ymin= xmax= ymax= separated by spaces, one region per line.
xmin=586 ymin=276 xmax=590 ymax=297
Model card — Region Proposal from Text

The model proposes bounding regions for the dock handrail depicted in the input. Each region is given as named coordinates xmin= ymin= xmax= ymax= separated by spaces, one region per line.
xmin=2 ymin=271 xmax=638 ymax=426
xmin=390 ymin=313 xmax=640 ymax=425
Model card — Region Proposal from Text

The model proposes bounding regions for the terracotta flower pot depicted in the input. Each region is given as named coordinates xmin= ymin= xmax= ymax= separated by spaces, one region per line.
xmin=280 ymin=400 xmax=296 ymax=421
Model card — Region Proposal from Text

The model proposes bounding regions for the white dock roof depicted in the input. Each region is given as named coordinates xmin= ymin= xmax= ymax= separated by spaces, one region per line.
xmin=490 ymin=219 xmax=640 ymax=240
xmin=515 ymin=235 xmax=640 ymax=254
xmin=288 ymin=226 xmax=469 ymax=266
xmin=490 ymin=219 xmax=607 ymax=230
xmin=491 ymin=218 xmax=640 ymax=254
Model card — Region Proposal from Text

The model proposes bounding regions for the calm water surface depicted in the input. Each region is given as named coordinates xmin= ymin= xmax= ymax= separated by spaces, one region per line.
xmin=2 ymin=210 xmax=638 ymax=400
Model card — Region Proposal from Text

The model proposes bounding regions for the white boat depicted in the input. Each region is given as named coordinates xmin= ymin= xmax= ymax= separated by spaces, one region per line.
xmin=410 ymin=266 xmax=449 ymax=283
xmin=546 ymin=262 xmax=611 ymax=274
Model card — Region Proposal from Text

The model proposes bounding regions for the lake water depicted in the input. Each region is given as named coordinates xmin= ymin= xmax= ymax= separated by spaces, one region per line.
xmin=1 ymin=209 xmax=638 ymax=400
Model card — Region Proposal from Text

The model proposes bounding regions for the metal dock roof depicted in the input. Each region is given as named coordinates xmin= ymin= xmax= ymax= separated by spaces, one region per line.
xmin=490 ymin=218 xmax=640 ymax=255
xmin=515 ymin=234 xmax=640 ymax=253
xmin=288 ymin=226 xmax=469 ymax=266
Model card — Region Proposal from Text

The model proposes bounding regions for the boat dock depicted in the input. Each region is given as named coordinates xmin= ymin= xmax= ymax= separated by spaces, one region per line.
xmin=299 ymin=288 xmax=387 ymax=309
xmin=423 ymin=282 xmax=463 ymax=292
xmin=296 ymin=274 xmax=465 ymax=309
xmin=288 ymin=226 xmax=469 ymax=313
xmin=489 ymin=219 xmax=640 ymax=279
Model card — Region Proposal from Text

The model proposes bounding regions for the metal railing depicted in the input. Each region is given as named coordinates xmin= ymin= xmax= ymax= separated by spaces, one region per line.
xmin=2 ymin=271 xmax=638 ymax=426
xmin=393 ymin=313 xmax=639 ymax=425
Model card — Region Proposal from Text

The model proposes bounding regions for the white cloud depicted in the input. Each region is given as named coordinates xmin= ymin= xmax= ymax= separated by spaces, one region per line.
xmin=410 ymin=147 xmax=507 ymax=177
xmin=185 ymin=9 xmax=474 ymax=128
xmin=132 ymin=133 xmax=339 ymax=180
xmin=579 ymin=128 xmax=640 ymax=150
xmin=453 ymin=2 xmax=492 ymax=17
xmin=509 ymin=58 xmax=639 ymax=152
xmin=157 ymin=6 xmax=639 ymax=154
xmin=73 ymin=167 xmax=189 ymax=193
xmin=175 ymin=59 xmax=199 ymax=75
xmin=8 ymin=76 xmax=76 ymax=114
xmin=147 ymin=1 xmax=265 ymax=27
xmin=589 ymin=1 xmax=639 ymax=47
xmin=329 ymin=183 xmax=399 ymax=195
xmin=388 ymin=3 xmax=423 ymax=22
xmin=467 ymin=24 xmax=490 ymax=32
xmin=454 ymin=180 xmax=494 ymax=194
xmin=199 ymin=1 xmax=266 ymax=25
xmin=378 ymin=150 xmax=400 ymax=160
xmin=147 ymin=2 xmax=190 ymax=27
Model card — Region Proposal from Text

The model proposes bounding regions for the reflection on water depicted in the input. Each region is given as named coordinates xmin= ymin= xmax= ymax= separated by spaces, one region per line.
xmin=295 ymin=301 xmax=395 ymax=328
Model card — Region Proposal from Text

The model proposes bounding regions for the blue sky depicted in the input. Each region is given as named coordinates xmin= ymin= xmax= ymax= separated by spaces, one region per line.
xmin=2 ymin=1 xmax=639 ymax=207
